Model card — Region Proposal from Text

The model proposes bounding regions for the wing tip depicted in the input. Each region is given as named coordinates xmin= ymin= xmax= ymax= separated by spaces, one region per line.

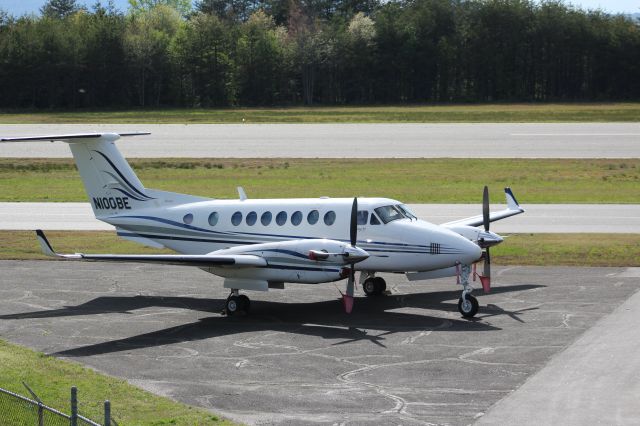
xmin=504 ymin=187 xmax=524 ymax=211
xmin=35 ymin=229 xmax=57 ymax=257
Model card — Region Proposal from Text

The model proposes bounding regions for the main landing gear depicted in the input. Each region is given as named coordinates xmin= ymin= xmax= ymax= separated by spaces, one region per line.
xmin=457 ymin=263 xmax=479 ymax=318
xmin=362 ymin=276 xmax=387 ymax=297
xmin=225 ymin=290 xmax=250 ymax=316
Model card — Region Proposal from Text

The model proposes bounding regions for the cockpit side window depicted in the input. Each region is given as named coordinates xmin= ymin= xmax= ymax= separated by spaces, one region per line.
xmin=370 ymin=214 xmax=381 ymax=225
xmin=374 ymin=205 xmax=405 ymax=224
xmin=397 ymin=204 xmax=418 ymax=220
xmin=356 ymin=210 xmax=369 ymax=225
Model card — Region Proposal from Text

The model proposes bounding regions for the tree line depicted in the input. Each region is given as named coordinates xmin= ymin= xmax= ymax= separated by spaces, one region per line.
xmin=0 ymin=0 xmax=638 ymax=108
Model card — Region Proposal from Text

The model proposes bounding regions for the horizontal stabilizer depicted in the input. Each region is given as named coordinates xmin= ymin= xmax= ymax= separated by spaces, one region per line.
xmin=1 ymin=132 xmax=150 ymax=143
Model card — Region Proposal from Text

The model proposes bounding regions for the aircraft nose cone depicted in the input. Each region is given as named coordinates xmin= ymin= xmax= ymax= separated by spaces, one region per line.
xmin=456 ymin=234 xmax=482 ymax=264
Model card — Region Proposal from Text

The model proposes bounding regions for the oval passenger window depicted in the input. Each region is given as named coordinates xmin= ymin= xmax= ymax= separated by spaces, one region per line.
xmin=324 ymin=211 xmax=336 ymax=226
xmin=208 ymin=212 xmax=219 ymax=226
xmin=231 ymin=211 xmax=242 ymax=226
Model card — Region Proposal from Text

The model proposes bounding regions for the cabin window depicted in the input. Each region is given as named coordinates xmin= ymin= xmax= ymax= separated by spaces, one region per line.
xmin=374 ymin=205 xmax=405 ymax=224
xmin=183 ymin=213 xmax=193 ymax=225
xmin=307 ymin=210 xmax=319 ymax=225
xmin=370 ymin=214 xmax=381 ymax=225
xmin=246 ymin=211 xmax=257 ymax=226
xmin=231 ymin=211 xmax=243 ymax=226
xmin=261 ymin=211 xmax=272 ymax=226
xmin=291 ymin=211 xmax=303 ymax=226
xmin=276 ymin=211 xmax=287 ymax=226
xmin=324 ymin=211 xmax=336 ymax=226
xmin=357 ymin=210 xmax=369 ymax=225
xmin=208 ymin=212 xmax=219 ymax=226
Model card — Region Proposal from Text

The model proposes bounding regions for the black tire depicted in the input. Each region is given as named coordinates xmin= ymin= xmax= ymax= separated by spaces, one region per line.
xmin=363 ymin=278 xmax=376 ymax=296
xmin=373 ymin=277 xmax=386 ymax=295
xmin=238 ymin=295 xmax=250 ymax=313
xmin=458 ymin=295 xmax=479 ymax=318
xmin=226 ymin=295 xmax=240 ymax=316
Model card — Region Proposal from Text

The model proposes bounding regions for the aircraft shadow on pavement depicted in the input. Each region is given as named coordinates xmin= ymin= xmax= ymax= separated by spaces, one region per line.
xmin=0 ymin=284 xmax=542 ymax=357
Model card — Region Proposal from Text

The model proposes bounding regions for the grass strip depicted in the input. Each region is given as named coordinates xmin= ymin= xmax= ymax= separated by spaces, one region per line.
xmin=0 ymin=339 xmax=236 ymax=425
xmin=1 ymin=103 xmax=639 ymax=123
xmin=1 ymin=158 xmax=639 ymax=203
xmin=1 ymin=231 xmax=638 ymax=267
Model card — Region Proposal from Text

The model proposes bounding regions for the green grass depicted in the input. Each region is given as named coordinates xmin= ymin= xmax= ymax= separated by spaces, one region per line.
xmin=0 ymin=339 xmax=237 ymax=426
xmin=1 ymin=103 xmax=640 ymax=123
xmin=1 ymin=158 xmax=639 ymax=203
xmin=492 ymin=233 xmax=640 ymax=267
xmin=1 ymin=231 xmax=638 ymax=266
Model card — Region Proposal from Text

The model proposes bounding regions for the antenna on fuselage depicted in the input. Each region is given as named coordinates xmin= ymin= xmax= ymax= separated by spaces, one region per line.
xmin=237 ymin=186 xmax=247 ymax=201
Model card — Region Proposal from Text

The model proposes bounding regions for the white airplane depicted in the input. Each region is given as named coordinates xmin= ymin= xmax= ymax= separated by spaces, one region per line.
xmin=1 ymin=132 xmax=524 ymax=318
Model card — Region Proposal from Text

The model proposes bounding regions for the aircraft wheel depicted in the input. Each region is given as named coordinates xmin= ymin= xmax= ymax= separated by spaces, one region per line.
xmin=238 ymin=295 xmax=251 ymax=313
xmin=373 ymin=277 xmax=386 ymax=295
xmin=226 ymin=295 xmax=240 ymax=316
xmin=363 ymin=278 xmax=377 ymax=296
xmin=458 ymin=295 xmax=479 ymax=318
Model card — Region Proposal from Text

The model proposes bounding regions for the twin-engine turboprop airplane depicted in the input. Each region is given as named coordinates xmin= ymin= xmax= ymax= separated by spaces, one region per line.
xmin=1 ymin=132 xmax=524 ymax=317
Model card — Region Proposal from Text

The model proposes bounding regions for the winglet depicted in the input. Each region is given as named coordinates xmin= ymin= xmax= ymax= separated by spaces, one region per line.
xmin=35 ymin=230 xmax=57 ymax=257
xmin=504 ymin=187 xmax=524 ymax=211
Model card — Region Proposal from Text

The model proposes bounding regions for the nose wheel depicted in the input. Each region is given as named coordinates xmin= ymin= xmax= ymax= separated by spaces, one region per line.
xmin=225 ymin=291 xmax=250 ymax=316
xmin=458 ymin=294 xmax=479 ymax=318
xmin=457 ymin=263 xmax=479 ymax=318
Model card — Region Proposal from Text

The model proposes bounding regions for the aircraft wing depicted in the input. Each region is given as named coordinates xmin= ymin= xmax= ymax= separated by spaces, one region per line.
xmin=441 ymin=188 xmax=525 ymax=228
xmin=35 ymin=230 xmax=266 ymax=268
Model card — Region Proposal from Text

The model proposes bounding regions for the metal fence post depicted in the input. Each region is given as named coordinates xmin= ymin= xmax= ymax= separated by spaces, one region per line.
xmin=104 ymin=400 xmax=111 ymax=426
xmin=70 ymin=386 xmax=78 ymax=426
xmin=22 ymin=382 xmax=44 ymax=426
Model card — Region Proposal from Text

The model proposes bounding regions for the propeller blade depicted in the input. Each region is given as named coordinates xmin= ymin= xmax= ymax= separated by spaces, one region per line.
xmin=350 ymin=197 xmax=358 ymax=247
xmin=347 ymin=270 xmax=355 ymax=296
xmin=482 ymin=185 xmax=490 ymax=232
xmin=342 ymin=268 xmax=356 ymax=314
xmin=484 ymin=247 xmax=491 ymax=278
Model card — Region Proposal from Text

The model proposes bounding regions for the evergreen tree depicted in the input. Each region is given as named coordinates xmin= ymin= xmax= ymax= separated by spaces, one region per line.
xmin=40 ymin=0 xmax=83 ymax=18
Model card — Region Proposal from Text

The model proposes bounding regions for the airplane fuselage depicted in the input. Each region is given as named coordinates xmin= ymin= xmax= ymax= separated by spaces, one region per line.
xmin=105 ymin=197 xmax=482 ymax=277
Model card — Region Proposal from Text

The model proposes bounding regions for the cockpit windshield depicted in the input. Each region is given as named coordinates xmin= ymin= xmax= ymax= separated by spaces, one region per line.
xmin=396 ymin=204 xmax=418 ymax=220
xmin=374 ymin=205 xmax=406 ymax=224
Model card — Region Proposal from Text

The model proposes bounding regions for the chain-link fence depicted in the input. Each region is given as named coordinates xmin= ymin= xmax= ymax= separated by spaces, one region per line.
xmin=0 ymin=384 xmax=113 ymax=426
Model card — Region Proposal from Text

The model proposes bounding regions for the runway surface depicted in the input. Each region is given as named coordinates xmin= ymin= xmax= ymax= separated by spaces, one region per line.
xmin=1 ymin=123 xmax=639 ymax=158
xmin=0 ymin=262 xmax=638 ymax=425
xmin=1 ymin=202 xmax=638 ymax=233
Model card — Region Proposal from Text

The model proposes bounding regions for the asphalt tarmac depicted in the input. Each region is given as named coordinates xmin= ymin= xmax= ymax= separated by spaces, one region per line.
xmin=1 ymin=261 xmax=638 ymax=425
xmin=1 ymin=123 xmax=639 ymax=158
xmin=2 ymin=202 xmax=639 ymax=233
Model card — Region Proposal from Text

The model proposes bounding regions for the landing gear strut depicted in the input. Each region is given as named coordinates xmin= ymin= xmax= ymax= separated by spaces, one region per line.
xmin=225 ymin=290 xmax=250 ymax=316
xmin=363 ymin=276 xmax=386 ymax=296
xmin=457 ymin=264 xmax=479 ymax=318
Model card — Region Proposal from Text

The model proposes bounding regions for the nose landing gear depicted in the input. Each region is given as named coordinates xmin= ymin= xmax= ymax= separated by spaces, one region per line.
xmin=457 ymin=264 xmax=479 ymax=318
xmin=225 ymin=290 xmax=250 ymax=316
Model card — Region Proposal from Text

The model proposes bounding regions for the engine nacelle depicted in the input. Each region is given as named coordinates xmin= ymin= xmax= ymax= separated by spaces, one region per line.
xmin=448 ymin=226 xmax=503 ymax=248
xmin=205 ymin=239 xmax=368 ymax=284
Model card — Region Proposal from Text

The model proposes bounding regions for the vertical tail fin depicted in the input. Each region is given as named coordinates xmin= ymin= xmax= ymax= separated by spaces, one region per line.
xmin=1 ymin=132 xmax=208 ymax=217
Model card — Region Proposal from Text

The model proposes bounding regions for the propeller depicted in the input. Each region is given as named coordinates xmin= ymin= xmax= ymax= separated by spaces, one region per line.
xmin=343 ymin=198 xmax=359 ymax=313
xmin=482 ymin=185 xmax=491 ymax=280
